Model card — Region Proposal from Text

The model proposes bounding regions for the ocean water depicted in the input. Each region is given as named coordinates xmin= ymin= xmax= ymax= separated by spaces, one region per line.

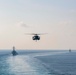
xmin=0 ymin=50 xmax=76 ymax=75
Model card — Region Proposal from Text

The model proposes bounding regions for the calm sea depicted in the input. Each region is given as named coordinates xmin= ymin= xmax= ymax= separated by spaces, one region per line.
xmin=0 ymin=50 xmax=76 ymax=75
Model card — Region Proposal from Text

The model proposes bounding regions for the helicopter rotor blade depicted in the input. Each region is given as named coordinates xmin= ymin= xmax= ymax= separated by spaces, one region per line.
xmin=37 ymin=33 xmax=47 ymax=35
xmin=24 ymin=33 xmax=36 ymax=35
xmin=25 ymin=33 xmax=47 ymax=35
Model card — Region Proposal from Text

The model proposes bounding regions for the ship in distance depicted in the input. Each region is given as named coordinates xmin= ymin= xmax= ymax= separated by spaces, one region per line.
xmin=12 ymin=46 xmax=18 ymax=56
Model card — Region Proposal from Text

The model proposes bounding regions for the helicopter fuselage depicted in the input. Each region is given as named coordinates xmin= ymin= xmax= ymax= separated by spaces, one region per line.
xmin=32 ymin=35 xmax=40 ymax=40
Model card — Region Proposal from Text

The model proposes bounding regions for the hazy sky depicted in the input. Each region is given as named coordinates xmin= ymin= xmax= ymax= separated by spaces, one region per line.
xmin=0 ymin=0 xmax=76 ymax=50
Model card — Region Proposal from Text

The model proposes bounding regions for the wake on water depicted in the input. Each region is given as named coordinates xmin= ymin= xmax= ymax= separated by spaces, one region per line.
xmin=0 ymin=50 xmax=76 ymax=75
xmin=7 ymin=55 xmax=49 ymax=75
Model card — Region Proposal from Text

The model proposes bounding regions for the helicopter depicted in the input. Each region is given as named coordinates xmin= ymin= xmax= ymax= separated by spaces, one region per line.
xmin=25 ymin=33 xmax=46 ymax=41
